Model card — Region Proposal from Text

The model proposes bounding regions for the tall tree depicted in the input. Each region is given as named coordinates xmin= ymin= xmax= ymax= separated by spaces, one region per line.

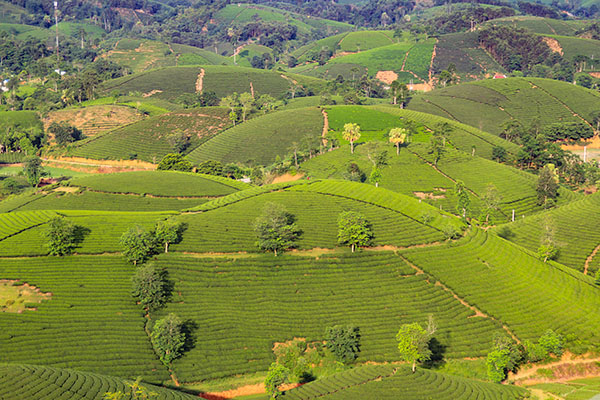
xmin=254 ymin=202 xmax=300 ymax=256
xmin=536 ymin=164 xmax=559 ymax=208
xmin=481 ymin=183 xmax=502 ymax=225
xmin=337 ymin=211 xmax=373 ymax=252
xmin=342 ymin=123 xmax=361 ymax=154
xmin=120 ymin=225 xmax=156 ymax=265
xmin=396 ymin=322 xmax=434 ymax=372
xmin=264 ymin=362 xmax=289 ymax=399
xmin=151 ymin=313 xmax=186 ymax=366
xmin=131 ymin=264 xmax=169 ymax=313
xmin=23 ymin=155 xmax=43 ymax=187
xmin=324 ymin=325 xmax=361 ymax=363
xmin=153 ymin=218 xmax=183 ymax=253
xmin=44 ymin=216 xmax=76 ymax=256
xmin=455 ymin=180 xmax=470 ymax=219
xmin=389 ymin=127 xmax=408 ymax=155
xmin=239 ymin=92 xmax=254 ymax=122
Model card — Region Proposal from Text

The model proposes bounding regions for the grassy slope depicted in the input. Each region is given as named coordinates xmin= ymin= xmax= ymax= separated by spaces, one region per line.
xmin=0 ymin=364 xmax=195 ymax=400
xmin=406 ymin=77 xmax=600 ymax=135
xmin=69 ymin=107 xmax=230 ymax=162
xmin=484 ymin=16 xmax=588 ymax=36
xmin=186 ymin=107 xmax=323 ymax=165
xmin=0 ymin=256 xmax=168 ymax=381
xmin=492 ymin=191 xmax=600 ymax=274
xmin=280 ymin=365 xmax=527 ymax=400
xmin=101 ymin=65 xmax=324 ymax=101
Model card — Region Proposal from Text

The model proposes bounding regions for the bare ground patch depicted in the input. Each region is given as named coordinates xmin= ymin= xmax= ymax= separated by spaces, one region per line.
xmin=376 ymin=70 xmax=398 ymax=85
xmin=414 ymin=191 xmax=446 ymax=200
xmin=44 ymin=105 xmax=143 ymax=137
xmin=0 ymin=280 xmax=51 ymax=313
xmin=271 ymin=173 xmax=304 ymax=184
xmin=543 ymin=37 xmax=564 ymax=55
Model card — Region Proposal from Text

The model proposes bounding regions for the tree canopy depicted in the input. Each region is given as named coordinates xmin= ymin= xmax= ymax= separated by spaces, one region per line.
xmin=254 ymin=202 xmax=301 ymax=256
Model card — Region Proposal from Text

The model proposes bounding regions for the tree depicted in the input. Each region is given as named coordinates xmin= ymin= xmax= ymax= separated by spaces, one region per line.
xmin=481 ymin=184 xmax=502 ymax=225
xmin=396 ymin=322 xmax=433 ymax=372
xmin=492 ymin=146 xmax=507 ymax=162
xmin=538 ymin=329 xmax=563 ymax=356
xmin=389 ymin=127 xmax=408 ymax=155
xmin=254 ymin=202 xmax=300 ymax=256
xmin=390 ymin=80 xmax=409 ymax=107
xmin=455 ymin=180 xmax=470 ymax=219
xmin=369 ymin=167 xmax=382 ymax=187
xmin=151 ymin=313 xmax=186 ymax=366
xmin=342 ymin=123 xmax=361 ymax=154
xmin=131 ymin=264 xmax=168 ymax=313
xmin=337 ymin=211 xmax=373 ymax=252
xmin=153 ymin=218 xmax=183 ymax=253
xmin=120 ymin=225 xmax=157 ymax=265
xmin=537 ymin=216 xmax=558 ymax=262
xmin=48 ymin=122 xmax=83 ymax=146
xmin=156 ymin=154 xmax=193 ymax=172
xmin=44 ymin=216 xmax=76 ymax=256
xmin=324 ymin=325 xmax=360 ymax=363
xmin=486 ymin=348 xmax=511 ymax=383
xmin=23 ymin=156 xmax=44 ymax=187
xmin=537 ymin=164 xmax=558 ymax=208
xmin=239 ymin=92 xmax=254 ymax=122
xmin=167 ymin=131 xmax=190 ymax=154
xmin=264 ymin=362 xmax=289 ymax=398
xmin=428 ymin=135 xmax=444 ymax=166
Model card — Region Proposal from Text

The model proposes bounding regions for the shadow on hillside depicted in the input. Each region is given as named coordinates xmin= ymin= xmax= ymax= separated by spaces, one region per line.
xmin=73 ymin=225 xmax=91 ymax=249
xmin=182 ymin=319 xmax=198 ymax=353
xmin=424 ymin=337 xmax=447 ymax=368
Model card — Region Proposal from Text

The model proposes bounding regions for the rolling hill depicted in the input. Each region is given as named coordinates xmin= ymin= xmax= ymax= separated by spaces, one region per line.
xmin=406 ymin=77 xmax=600 ymax=135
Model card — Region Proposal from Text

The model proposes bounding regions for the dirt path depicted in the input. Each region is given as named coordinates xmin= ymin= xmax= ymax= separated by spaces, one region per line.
xmin=428 ymin=43 xmax=437 ymax=84
xmin=400 ymin=47 xmax=412 ymax=71
xmin=584 ymin=244 xmax=600 ymax=275
xmin=200 ymin=382 xmax=300 ymax=400
xmin=321 ymin=108 xmax=329 ymax=146
xmin=398 ymin=254 xmax=520 ymax=342
xmin=196 ymin=68 xmax=206 ymax=94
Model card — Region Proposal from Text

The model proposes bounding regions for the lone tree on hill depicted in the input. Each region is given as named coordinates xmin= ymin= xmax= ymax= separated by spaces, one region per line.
xmin=239 ymin=92 xmax=254 ymax=122
xmin=154 ymin=218 xmax=184 ymax=253
xmin=537 ymin=164 xmax=559 ymax=208
xmin=264 ymin=362 xmax=289 ymax=399
xmin=23 ymin=155 xmax=44 ymax=187
xmin=254 ymin=202 xmax=301 ymax=256
xmin=481 ymin=183 xmax=502 ymax=225
xmin=390 ymin=80 xmax=409 ymax=108
xmin=343 ymin=123 xmax=361 ymax=154
xmin=396 ymin=320 xmax=435 ymax=372
xmin=455 ymin=180 xmax=470 ymax=220
xmin=45 ymin=216 xmax=76 ymax=256
xmin=131 ymin=264 xmax=169 ymax=313
xmin=324 ymin=325 xmax=361 ymax=363
xmin=389 ymin=127 xmax=408 ymax=155
xmin=120 ymin=225 xmax=157 ymax=265
xmin=151 ymin=313 xmax=186 ymax=367
xmin=337 ymin=211 xmax=373 ymax=252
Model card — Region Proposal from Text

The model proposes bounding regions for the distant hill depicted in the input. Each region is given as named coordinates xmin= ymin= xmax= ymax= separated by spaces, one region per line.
xmin=101 ymin=65 xmax=326 ymax=101
xmin=406 ymin=77 xmax=600 ymax=135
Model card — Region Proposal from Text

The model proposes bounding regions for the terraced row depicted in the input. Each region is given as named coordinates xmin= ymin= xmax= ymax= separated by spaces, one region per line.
xmin=155 ymin=252 xmax=502 ymax=382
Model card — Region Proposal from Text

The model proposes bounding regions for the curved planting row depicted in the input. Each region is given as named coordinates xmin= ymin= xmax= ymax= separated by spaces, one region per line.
xmin=176 ymin=188 xmax=446 ymax=253
xmin=156 ymin=252 xmax=502 ymax=382
xmin=283 ymin=365 xmax=527 ymax=399
xmin=401 ymin=229 xmax=600 ymax=344
xmin=0 ymin=257 xmax=168 ymax=381
xmin=493 ymin=192 xmax=600 ymax=273
xmin=0 ymin=364 xmax=194 ymax=400
xmin=0 ymin=210 xmax=56 ymax=241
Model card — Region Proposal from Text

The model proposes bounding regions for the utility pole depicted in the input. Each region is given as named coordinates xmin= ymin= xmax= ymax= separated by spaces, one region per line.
xmin=54 ymin=1 xmax=60 ymax=74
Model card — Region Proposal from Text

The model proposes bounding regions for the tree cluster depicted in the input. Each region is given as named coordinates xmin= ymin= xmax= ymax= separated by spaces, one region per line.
xmin=120 ymin=218 xmax=185 ymax=265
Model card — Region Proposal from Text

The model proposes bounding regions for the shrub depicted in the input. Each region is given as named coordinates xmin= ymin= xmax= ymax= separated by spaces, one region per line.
xmin=538 ymin=329 xmax=564 ymax=357
xmin=157 ymin=154 xmax=193 ymax=172
xmin=324 ymin=325 xmax=361 ymax=363
xmin=44 ymin=216 xmax=76 ymax=256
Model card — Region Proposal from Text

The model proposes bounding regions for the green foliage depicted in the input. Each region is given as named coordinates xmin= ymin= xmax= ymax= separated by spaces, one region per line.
xmin=324 ymin=325 xmax=360 ymax=363
xmin=537 ymin=165 xmax=559 ymax=208
xmin=265 ymin=362 xmax=289 ymax=398
xmin=254 ymin=202 xmax=300 ymax=255
xmin=396 ymin=322 xmax=432 ymax=372
xmin=150 ymin=313 xmax=186 ymax=366
xmin=157 ymin=154 xmax=193 ymax=172
xmin=44 ymin=216 xmax=76 ymax=256
xmin=337 ymin=211 xmax=373 ymax=252
xmin=523 ymin=340 xmax=548 ymax=363
xmin=486 ymin=349 xmax=511 ymax=383
xmin=342 ymin=123 xmax=361 ymax=154
xmin=539 ymin=329 xmax=564 ymax=357
xmin=537 ymin=244 xmax=558 ymax=263
xmin=455 ymin=180 xmax=470 ymax=219
xmin=48 ymin=122 xmax=83 ymax=146
xmin=120 ymin=226 xmax=157 ymax=265
xmin=23 ymin=155 xmax=43 ymax=187
xmin=153 ymin=218 xmax=184 ymax=253
xmin=131 ymin=264 xmax=169 ymax=313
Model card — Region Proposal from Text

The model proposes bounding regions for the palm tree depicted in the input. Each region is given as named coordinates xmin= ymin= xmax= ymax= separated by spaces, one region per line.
xmin=389 ymin=127 xmax=408 ymax=155
xmin=343 ymin=123 xmax=361 ymax=154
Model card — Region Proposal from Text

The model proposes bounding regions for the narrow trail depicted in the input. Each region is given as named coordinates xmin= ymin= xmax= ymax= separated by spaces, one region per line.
xmin=428 ymin=43 xmax=437 ymax=84
xmin=400 ymin=47 xmax=412 ymax=71
xmin=196 ymin=68 xmax=206 ymax=94
xmin=584 ymin=243 xmax=600 ymax=275
xmin=321 ymin=109 xmax=329 ymax=146
xmin=398 ymin=254 xmax=520 ymax=343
